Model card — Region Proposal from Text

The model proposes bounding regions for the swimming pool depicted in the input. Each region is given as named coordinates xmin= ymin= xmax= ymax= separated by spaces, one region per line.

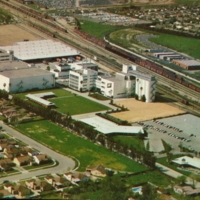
xmin=132 ymin=186 xmax=142 ymax=193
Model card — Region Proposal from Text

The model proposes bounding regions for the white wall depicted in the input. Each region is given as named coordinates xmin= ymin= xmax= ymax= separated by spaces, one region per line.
xmin=0 ymin=75 xmax=10 ymax=92
xmin=0 ymin=73 xmax=55 ymax=93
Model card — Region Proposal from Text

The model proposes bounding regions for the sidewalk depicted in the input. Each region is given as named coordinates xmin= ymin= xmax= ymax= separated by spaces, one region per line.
xmin=156 ymin=163 xmax=200 ymax=188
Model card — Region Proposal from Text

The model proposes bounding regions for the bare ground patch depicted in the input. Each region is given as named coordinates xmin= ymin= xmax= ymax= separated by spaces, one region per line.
xmin=0 ymin=24 xmax=42 ymax=45
xmin=111 ymin=98 xmax=185 ymax=122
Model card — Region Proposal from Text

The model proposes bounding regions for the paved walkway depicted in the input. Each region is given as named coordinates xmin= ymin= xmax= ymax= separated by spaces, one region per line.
xmin=0 ymin=121 xmax=75 ymax=183
xmin=156 ymin=163 xmax=200 ymax=188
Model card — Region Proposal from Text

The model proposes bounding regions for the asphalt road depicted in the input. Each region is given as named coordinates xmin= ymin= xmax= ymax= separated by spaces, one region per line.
xmin=0 ymin=121 xmax=75 ymax=183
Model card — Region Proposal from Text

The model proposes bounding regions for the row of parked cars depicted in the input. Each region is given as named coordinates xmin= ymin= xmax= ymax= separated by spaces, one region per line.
xmin=153 ymin=120 xmax=182 ymax=132
xmin=137 ymin=121 xmax=191 ymax=142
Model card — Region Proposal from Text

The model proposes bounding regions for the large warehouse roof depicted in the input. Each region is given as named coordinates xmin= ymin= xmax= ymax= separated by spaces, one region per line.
xmin=174 ymin=59 xmax=200 ymax=66
xmin=0 ymin=67 xmax=53 ymax=78
xmin=81 ymin=116 xmax=144 ymax=135
xmin=0 ymin=40 xmax=80 ymax=61
xmin=0 ymin=61 xmax=28 ymax=71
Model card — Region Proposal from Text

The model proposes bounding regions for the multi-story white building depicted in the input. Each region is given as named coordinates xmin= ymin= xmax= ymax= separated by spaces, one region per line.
xmin=67 ymin=63 xmax=156 ymax=102
xmin=0 ymin=61 xmax=55 ymax=93
xmin=51 ymin=61 xmax=98 ymax=79
xmin=95 ymin=72 xmax=135 ymax=98
xmin=122 ymin=64 xmax=156 ymax=102
xmin=0 ymin=49 xmax=14 ymax=62
xmin=69 ymin=68 xmax=98 ymax=92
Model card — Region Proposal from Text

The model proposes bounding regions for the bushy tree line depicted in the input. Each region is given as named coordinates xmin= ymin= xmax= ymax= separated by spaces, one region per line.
xmin=1 ymin=93 xmax=156 ymax=169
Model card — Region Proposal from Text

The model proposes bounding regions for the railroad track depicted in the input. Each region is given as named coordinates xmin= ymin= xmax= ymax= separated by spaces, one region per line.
xmin=1 ymin=0 xmax=200 ymax=105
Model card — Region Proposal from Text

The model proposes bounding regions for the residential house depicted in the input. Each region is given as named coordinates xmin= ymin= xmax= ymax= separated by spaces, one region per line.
xmin=26 ymin=179 xmax=54 ymax=192
xmin=174 ymin=185 xmax=200 ymax=196
xmin=86 ymin=164 xmax=106 ymax=177
xmin=0 ymin=158 xmax=13 ymax=171
xmin=33 ymin=154 xmax=50 ymax=165
xmin=27 ymin=149 xmax=39 ymax=157
xmin=64 ymin=172 xmax=90 ymax=184
xmin=53 ymin=176 xmax=71 ymax=189
xmin=0 ymin=143 xmax=8 ymax=152
xmin=0 ymin=189 xmax=15 ymax=198
xmin=4 ymin=145 xmax=21 ymax=157
xmin=13 ymin=185 xmax=32 ymax=198
xmin=13 ymin=155 xmax=32 ymax=166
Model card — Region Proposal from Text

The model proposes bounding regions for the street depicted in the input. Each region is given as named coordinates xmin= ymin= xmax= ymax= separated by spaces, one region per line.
xmin=0 ymin=121 xmax=75 ymax=183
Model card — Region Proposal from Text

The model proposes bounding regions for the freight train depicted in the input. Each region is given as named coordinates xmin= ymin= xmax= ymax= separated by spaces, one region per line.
xmin=74 ymin=28 xmax=200 ymax=94
xmin=1 ymin=0 xmax=67 ymax=33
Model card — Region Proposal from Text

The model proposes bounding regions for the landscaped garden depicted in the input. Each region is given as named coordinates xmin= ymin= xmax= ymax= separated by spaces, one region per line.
xmin=16 ymin=120 xmax=147 ymax=172
xmin=14 ymin=88 xmax=110 ymax=115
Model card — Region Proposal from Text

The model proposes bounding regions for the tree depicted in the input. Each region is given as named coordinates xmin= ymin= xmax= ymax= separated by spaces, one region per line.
xmin=141 ymin=184 xmax=157 ymax=200
xmin=100 ymin=176 xmax=127 ymax=200
xmin=176 ymin=175 xmax=187 ymax=186
xmin=46 ymin=66 xmax=50 ymax=71
xmin=167 ymin=152 xmax=173 ymax=163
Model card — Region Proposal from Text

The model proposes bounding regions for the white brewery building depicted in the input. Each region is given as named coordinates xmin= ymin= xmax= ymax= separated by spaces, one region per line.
xmin=0 ymin=61 xmax=55 ymax=93
xmin=67 ymin=64 xmax=156 ymax=103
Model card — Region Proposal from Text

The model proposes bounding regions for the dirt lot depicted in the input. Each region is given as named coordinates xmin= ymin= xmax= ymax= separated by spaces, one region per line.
xmin=111 ymin=98 xmax=185 ymax=122
xmin=0 ymin=24 xmax=42 ymax=46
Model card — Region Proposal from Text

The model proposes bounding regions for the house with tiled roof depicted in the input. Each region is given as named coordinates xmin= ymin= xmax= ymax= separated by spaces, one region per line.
xmin=0 ymin=143 xmax=8 ymax=152
xmin=4 ymin=145 xmax=21 ymax=157
xmin=86 ymin=164 xmax=106 ymax=177
xmin=174 ymin=185 xmax=200 ymax=196
xmin=25 ymin=179 xmax=54 ymax=192
xmin=33 ymin=154 xmax=50 ymax=164
xmin=64 ymin=172 xmax=89 ymax=184
xmin=0 ymin=158 xmax=13 ymax=171
xmin=13 ymin=155 xmax=32 ymax=166
xmin=0 ymin=189 xmax=15 ymax=198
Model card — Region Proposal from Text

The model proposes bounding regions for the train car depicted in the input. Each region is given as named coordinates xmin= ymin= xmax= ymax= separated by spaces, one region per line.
xmin=196 ymin=87 xmax=200 ymax=93
xmin=157 ymin=69 xmax=164 ymax=75
xmin=175 ymin=78 xmax=182 ymax=84
xmin=188 ymin=84 xmax=196 ymax=91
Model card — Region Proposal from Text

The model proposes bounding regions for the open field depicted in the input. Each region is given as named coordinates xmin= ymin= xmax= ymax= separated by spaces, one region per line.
xmin=150 ymin=34 xmax=200 ymax=60
xmin=0 ymin=24 xmax=43 ymax=46
xmin=80 ymin=20 xmax=121 ymax=39
xmin=111 ymin=98 xmax=185 ymax=122
xmin=16 ymin=120 xmax=147 ymax=172
xmin=15 ymin=88 xmax=110 ymax=115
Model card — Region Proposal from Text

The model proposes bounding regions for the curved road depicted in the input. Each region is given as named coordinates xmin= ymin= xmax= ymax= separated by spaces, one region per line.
xmin=0 ymin=121 xmax=75 ymax=183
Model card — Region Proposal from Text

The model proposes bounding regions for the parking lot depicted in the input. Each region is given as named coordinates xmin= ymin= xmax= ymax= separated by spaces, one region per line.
xmin=137 ymin=114 xmax=199 ymax=153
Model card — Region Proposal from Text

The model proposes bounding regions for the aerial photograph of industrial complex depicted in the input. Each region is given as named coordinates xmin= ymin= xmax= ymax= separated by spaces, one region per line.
xmin=0 ymin=0 xmax=199 ymax=199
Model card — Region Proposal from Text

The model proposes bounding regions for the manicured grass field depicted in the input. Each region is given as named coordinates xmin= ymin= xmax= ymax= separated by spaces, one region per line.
xmin=14 ymin=88 xmax=110 ymax=115
xmin=16 ymin=120 xmax=147 ymax=172
xmin=150 ymin=34 xmax=200 ymax=59
xmin=112 ymin=135 xmax=145 ymax=152
xmin=124 ymin=170 xmax=172 ymax=187
xmin=80 ymin=20 xmax=121 ymax=39
xmin=50 ymin=95 xmax=109 ymax=115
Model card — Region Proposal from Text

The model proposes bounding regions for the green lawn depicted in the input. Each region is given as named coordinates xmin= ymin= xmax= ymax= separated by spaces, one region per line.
xmin=16 ymin=120 xmax=147 ymax=172
xmin=112 ymin=135 xmax=145 ymax=152
xmin=80 ymin=20 xmax=121 ymax=39
xmin=124 ymin=170 xmax=172 ymax=187
xmin=14 ymin=88 xmax=110 ymax=115
xmin=50 ymin=95 xmax=109 ymax=115
xmin=150 ymin=34 xmax=200 ymax=59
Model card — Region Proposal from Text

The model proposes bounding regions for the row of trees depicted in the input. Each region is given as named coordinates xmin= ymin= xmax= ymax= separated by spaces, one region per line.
xmin=1 ymin=92 xmax=156 ymax=169
xmin=135 ymin=23 xmax=200 ymax=39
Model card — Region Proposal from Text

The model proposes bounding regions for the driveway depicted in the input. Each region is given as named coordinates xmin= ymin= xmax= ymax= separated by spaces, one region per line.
xmin=156 ymin=163 xmax=200 ymax=188
xmin=0 ymin=121 xmax=75 ymax=183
